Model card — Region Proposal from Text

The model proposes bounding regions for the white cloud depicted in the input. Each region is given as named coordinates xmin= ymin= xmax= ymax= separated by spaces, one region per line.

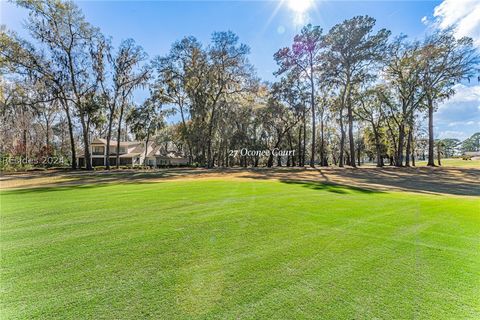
xmin=438 ymin=130 xmax=470 ymax=140
xmin=447 ymin=120 xmax=476 ymax=127
xmin=435 ymin=83 xmax=480 ymax=140
xmin=438 ymin=84 xmax=480 ymax=105
xmin=433 ymin=0 xmax=480 ymax=47
xmin=427 ymin=1 xmax=480 ymax=139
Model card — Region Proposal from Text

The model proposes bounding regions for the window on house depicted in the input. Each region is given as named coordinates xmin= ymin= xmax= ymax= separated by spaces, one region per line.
xmin=111 ymin=147 xmax=126 ymax=154
xmin=92 ymin=146 xmax=104 ymax=155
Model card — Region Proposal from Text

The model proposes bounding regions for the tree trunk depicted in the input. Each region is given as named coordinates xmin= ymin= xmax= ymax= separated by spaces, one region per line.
xmin=405 ymin=127 xmax=411 ymax=167
xmin=385 ymin=121 xmax=397 ymax=167
xmin=410 ymin=122 xmax=416 ymax=167
xmin=427 ymin=97 xmax=435 ymax=166
xmin=179 ymin=104 xmax=193 ymax=165
xmin=105 ymin=111 xmax=114 ymax=170
xmin=320 ymin=109 xmax=327 ymax=166
xmin=302 ymin=108 xmax=306 ymax=166
xmin=375 ymin=143 xmax=382 ymax=167
xmin=339 ymin=108 xmax=345 ymax=168
xmin=45 ymin=115 xmax=50 ymax=153
xmin=116 ymin=104 xmax=125 ymax=169
xmin=80 ymin=114 xmax=92 ymax=170
xmin=297 ymin=127 xmax=302 ymax=167
xmin=320 ymin=115 xmax=324 ymax=166
xmin=144 ymin=134 xmax=149 ymax=166
xmin=289 ymin=133 xmax=296 ymax=166
xmin=61 ymin=100 xmax=77 ymax=169
xmin=267 ymin=151 xmax=274 ymax=167
xmin=347 ymin=100 xmax=356 ymax=168
xmin=225 ymin=145 xmax=229 ymax=167
xmin=22 ymin=127 xmax=27 ymax=158
xmin=309 ymin=74 xmax=316 ymax=168
xmin=357 ymin=143 xmax=361 ymax=167
xmin=206 ymin=106 xmax=216 ymax=168
xmin=206 ymin=138 xmax=213 ymax=168
xmin=437 ymin=146 xmax=442 ymax=166
xmin=396 ymin=124 xmax=405 ymax=167
xmin=373 ymin=127 xmax=382 ymax=167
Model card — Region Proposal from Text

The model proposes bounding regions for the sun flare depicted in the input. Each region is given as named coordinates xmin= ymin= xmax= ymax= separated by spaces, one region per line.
xmin=287 ymin=0 xmax=314 ymax=14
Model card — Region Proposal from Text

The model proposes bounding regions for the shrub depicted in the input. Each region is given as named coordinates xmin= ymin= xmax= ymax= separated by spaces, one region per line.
xmin=0 ymin=154 xmax=34 ymax=172
xmin=26 ymin=168 xmax=47 ymax=172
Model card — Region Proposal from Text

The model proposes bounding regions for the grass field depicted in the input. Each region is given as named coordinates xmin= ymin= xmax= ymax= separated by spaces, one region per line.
xmin=415 ymin=158 xmax=480 ymax=168
xmin=1 ymin=177 xmax=479 ymax=319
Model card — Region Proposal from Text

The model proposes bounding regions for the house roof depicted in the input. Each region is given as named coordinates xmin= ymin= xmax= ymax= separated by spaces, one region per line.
xmin=119 ymin=153 xmax=142 ymax=158
xmin=131 ymin=143 xmax=147 ymax=154
xmin=77 ymin=152 xmax=141 ymax=158
xmin=91 ymin=138 xmax=142 ymax=147
xmin=465 ymin=151 xmax=480 ymax=156
xmin=78 ymin=141 xmax=186 ymax=159
xmin=156 ymin=151 xmax=188 ymax=159
xmin=147 ymin=145 xmax=161 ymax=157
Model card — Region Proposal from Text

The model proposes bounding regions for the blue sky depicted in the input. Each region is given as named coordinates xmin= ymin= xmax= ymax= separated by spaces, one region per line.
xmin=1 ymin=0 xmax=479 ymax=140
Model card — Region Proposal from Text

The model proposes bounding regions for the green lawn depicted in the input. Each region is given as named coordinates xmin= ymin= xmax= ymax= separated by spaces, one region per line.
xmin=416 ymin=158 xmax=480 ymax=168
xmin=1 ymin=179 xmax=479 ymax=319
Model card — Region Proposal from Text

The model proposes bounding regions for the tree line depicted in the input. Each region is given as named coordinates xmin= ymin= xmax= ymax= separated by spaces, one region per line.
xmin=1 ymin=0 xmax=478 ymax=170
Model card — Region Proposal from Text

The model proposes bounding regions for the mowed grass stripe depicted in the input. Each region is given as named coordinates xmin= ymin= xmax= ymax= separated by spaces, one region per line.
xmin=1 ymin=179 xmax=479 ymax=319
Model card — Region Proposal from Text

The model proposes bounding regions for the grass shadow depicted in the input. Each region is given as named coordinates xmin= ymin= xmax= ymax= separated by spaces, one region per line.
xmin=280 ymin=179 xmax=383 ymax=194
xmin=2 ymin=166 xmax=479 ymax=197
xmin=0 ymin=179 xmax=169 ymax=195
xmin=335 ymin=167 xmax=480 ymax=197
xmin=0 ymin=168 xmax=213 ymax=193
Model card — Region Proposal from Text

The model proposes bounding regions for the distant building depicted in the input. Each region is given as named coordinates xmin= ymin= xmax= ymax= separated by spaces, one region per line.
xmin=77 ymin=138 xmax=188 ymax=168
xmin=464 ymin=151 xmax=480 ymax=160
xmin=146 ymin=144 xmax=190 ymax=167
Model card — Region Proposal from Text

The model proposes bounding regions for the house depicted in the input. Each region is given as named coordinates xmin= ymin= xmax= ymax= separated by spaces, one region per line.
xmin=77 ymin=138 xmax=188 ymax=168
xmin=77 ymin=138 xmax=149 ymax=167
xmin=464 ymin=151 xmax=480 ymax=160
xmin=145 ymin=144 xmax=189 ymax=167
